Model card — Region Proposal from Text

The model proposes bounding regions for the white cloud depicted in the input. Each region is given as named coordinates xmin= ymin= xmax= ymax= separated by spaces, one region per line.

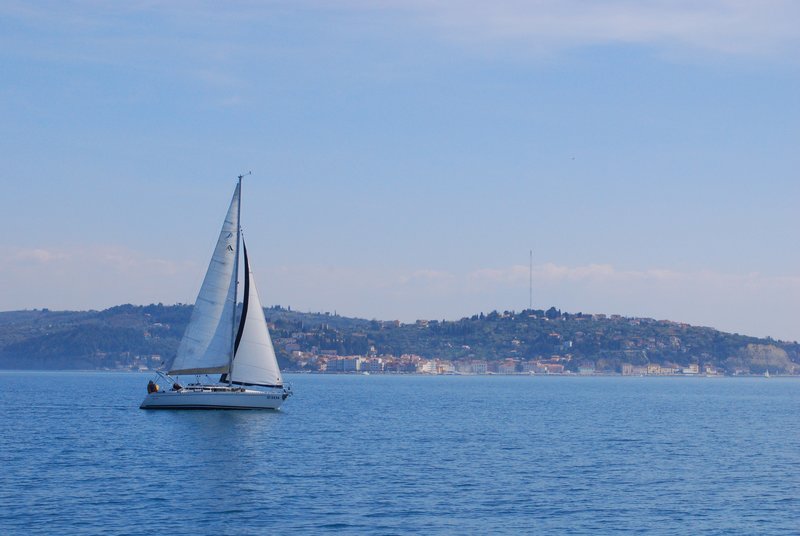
xmin=5 ymin=1 xmax=799 ymax=62
xmin=346 ymin=0 xmax=800 ymax=59
xmin=2 ymin=246 xmax=199 ymax=310
xmin=400 ymin=269 xmax=455 ymax=285
xmin=12 ymin=248 xmax=70 ymax=263
xmin=467 ymin=262 xmax=800 ymax=290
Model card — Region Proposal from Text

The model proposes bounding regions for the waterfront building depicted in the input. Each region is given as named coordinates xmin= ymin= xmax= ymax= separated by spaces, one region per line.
xmin=326 ymin=356 xmax=363 ymax=372
xmin=498 ymin=360 xmax=517 ymax=374
xmin=418 ymin=360 xmax=438 ymax=374
xmin=470 ymin=360 xmax=488 ymax=374
xmin=454 ymin=360 xmax=474 ymax=374
xmin=682 ymin=363 xmax=700 ymax=375
xmin=367 ymin=357 xmax=384 ymax=373
xmin=543 ymin=363 xmax=564 ymax=374
xmin=437 ymin=361 xmax=455 ymax=374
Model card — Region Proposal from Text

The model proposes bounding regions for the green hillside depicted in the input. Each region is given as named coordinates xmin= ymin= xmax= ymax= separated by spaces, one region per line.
xmin=0 ymin=304 xmax=797 ymax=374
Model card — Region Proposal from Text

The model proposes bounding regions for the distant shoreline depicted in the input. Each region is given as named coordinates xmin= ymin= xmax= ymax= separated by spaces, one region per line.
xmin=2 ymin=369 xmax=797 ymax=378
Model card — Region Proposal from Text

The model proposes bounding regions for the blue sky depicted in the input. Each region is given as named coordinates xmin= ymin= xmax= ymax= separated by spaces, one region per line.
xmin=2 ymin=1 xmax=799 ymax=341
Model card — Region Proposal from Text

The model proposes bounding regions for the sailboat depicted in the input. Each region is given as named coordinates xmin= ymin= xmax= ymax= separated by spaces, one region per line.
xmin=140 ymin=174 xmax=291 ymax=410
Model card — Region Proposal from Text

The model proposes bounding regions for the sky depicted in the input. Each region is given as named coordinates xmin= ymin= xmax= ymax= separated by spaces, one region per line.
xmin=1 ymin=1 xmax=799 ymax=341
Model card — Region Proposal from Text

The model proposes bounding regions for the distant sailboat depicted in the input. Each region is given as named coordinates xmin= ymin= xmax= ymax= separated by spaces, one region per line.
xmin=764 ymin=370 xmax=770 ymax=378
xmin=140 ymin=174 xmax=291 ymax=410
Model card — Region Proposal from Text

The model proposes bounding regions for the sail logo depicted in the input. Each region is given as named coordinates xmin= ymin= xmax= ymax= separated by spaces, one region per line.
xmin=226 ymin=245 xmax=234 ymax=253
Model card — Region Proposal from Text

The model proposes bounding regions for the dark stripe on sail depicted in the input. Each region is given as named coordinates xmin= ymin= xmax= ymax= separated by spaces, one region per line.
xmin=220 ymin=240 xmax=250 ymax=385
xmin=234 ymin=239 xmax=250 ymax=355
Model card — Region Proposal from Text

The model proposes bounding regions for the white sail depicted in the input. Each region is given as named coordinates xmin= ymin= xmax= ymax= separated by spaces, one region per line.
xmin=229 ymin=243 xmax=283 ymax=387
xmin=169 ymin=184 xmax=240 ymax=375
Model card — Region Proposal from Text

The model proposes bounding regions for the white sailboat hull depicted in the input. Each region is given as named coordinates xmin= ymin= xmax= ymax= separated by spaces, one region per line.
xmin=140 ymin=387 xmax=286 ymax=410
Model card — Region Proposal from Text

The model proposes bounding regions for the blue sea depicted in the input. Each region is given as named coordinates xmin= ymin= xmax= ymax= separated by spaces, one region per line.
xmin=1 ymin=372 xmax=798 ymax=535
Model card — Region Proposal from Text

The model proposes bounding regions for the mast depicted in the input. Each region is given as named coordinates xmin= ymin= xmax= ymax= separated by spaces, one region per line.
xmin=228 ymin=171 xmax=250 ymax=385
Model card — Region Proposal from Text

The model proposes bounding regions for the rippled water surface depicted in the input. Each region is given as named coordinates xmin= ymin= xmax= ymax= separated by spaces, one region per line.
xmin=1 ymin=372 xmax=798 ymax=535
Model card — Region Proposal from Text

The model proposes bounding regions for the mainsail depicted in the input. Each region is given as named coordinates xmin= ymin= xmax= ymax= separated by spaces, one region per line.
xmin=169 ymin=184 xmax=240 ymax=375
xmin=227 ymin=241 xmax=283 ymax=387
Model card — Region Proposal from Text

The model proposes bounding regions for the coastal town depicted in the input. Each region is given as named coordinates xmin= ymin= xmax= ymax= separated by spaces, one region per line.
xmin=274 ymin=312 xmax=734 ymax=375
xmin=120 ymin=349 xmax=732 ymax=376
xmin=284 ymin=351 xmax=725 ymax=376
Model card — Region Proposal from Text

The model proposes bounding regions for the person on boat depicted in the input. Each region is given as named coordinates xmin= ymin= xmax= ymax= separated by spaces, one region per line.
xmin=147 ymin=380 xmax=159 ymax=394
xmin=172 ymin=382 xmax=183 ymax=391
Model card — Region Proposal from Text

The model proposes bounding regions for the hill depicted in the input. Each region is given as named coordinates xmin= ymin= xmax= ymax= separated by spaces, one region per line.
xmin=0 ymin=304 xmax=797 ymax=374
